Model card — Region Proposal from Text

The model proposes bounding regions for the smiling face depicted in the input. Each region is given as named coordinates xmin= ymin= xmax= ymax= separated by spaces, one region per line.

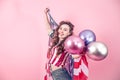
xmin=58 ymin=24 xmax=71 ymax=40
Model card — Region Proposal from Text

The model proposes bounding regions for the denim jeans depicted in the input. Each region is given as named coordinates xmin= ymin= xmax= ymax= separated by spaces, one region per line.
xmin=51 ymin=68 xmax=72 ymax=80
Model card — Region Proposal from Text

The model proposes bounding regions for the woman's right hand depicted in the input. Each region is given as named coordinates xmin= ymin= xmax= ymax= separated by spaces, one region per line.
xmin=44 ymin=8 xmax=50 ymax=14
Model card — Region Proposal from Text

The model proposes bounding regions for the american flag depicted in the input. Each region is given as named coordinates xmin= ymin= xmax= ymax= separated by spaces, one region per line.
xmin=73 ymin=55 xmax=89 ymax=80
xmin=44 ymin=53 xmax=89 ymax=80
xmin=47 ymin=11 xmax=58 ymax=47
xmin=44 ymin=46 xmax=69 ymax=80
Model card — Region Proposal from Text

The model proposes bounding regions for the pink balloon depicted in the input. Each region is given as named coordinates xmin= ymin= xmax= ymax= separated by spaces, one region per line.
xmin=64 ymin=35 xmax=85 ymax=55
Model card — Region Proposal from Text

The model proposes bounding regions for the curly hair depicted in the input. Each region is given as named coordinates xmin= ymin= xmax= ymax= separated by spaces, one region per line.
xmin=48 ymin=21 xmax=74 ymax=56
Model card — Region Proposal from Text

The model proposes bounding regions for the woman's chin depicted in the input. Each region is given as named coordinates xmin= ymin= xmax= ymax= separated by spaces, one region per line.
xmin=59 ymin=36 xmax=64 ymax=40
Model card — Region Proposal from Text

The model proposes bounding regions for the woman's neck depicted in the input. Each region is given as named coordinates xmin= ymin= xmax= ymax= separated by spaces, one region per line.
xmin=59 ymin=38 xmax=64 ymax=42
xmin=56 ymin=39 xmax=63 ymax=46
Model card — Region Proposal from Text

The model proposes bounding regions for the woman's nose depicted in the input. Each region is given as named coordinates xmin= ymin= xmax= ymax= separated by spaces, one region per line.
xmin=60 ymin=31 xmax=63 ymax=33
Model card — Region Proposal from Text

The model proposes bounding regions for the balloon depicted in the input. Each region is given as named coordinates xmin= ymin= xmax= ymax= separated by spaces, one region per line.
xmin=79 ymin=29 xmax=96 ymax=46
xmin=86 ymin=42 xmax=108 ymax=61
xmin=64 ymin=35 xmax=85 ymax=55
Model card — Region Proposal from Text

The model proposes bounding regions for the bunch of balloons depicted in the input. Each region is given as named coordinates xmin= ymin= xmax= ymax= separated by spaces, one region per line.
xmin=64 ymin=29 xmax=108 ymax=61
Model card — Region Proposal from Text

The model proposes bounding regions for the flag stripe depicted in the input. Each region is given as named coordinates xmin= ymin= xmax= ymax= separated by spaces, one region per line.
xmin=73 ymin=55 xmax=89 ymax=80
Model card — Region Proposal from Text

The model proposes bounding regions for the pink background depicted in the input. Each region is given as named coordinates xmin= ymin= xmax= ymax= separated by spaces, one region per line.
xmin=0 ymin=0 xmax=120 ymax=80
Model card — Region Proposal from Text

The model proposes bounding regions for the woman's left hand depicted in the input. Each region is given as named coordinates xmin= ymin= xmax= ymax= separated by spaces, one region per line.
xmin=71 ymin=54 xmax=81 ymax=59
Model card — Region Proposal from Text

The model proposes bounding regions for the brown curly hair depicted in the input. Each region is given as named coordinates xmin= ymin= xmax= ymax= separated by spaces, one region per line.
xmin=48 ymin=21 xmax=74 ymax=57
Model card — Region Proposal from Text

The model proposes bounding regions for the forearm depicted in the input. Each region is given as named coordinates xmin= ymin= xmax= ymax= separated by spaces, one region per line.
xmin=44 ymin=9 xmax=52 ymax=34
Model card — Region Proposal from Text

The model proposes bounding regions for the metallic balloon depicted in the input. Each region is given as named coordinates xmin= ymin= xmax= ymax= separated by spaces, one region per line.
xmin=64 ymin=35 xmax=85 ymax=55
xmin=86 ymin=41 xmax=108 ymax=61
xmin=79 ymin=29 xmax=96 ymax=46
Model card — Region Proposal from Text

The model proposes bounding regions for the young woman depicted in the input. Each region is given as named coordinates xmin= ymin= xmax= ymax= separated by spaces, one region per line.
xmin=44 ymin=8 xmax=74 ymax=80
xmin=44 ymin=8 xmax=89 ymax=80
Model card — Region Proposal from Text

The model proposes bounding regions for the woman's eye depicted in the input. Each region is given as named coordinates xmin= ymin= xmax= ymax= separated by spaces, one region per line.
xmin=64 ymin=29 xmax=67 ymax=31
xmin=59 ymin=28 xmax=62 ymax=30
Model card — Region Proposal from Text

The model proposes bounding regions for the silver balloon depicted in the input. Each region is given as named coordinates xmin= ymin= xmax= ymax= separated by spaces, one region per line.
xmin=86 ymin=41 xmax=108 ymax=61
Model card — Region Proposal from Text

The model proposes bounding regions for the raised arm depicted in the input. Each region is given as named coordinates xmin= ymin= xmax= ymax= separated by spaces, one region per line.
xmin=44 ymin=8 xmax=53 ymax=35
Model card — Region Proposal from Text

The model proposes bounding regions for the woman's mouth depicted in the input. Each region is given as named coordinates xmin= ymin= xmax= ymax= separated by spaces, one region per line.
xmin=60 ymin=34 xmax=64 ymax=36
